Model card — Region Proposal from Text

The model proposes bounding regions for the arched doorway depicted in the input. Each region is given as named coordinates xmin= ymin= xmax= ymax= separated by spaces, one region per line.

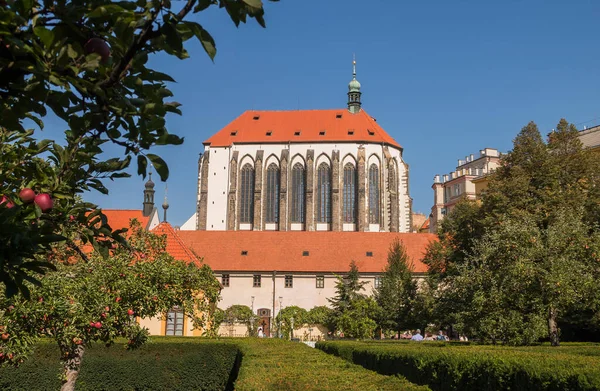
xmin=257 ymin=308 xmax=271 ymax=337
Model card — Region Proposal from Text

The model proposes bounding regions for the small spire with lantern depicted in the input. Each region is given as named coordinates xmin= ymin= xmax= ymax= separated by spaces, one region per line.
xmin=162 ymin=183 xmax=169 ymax=222
xmin=143 ymin=172 xmax=155 ymax=217
xmin=347 ymin=54 xmax=362 ymax=114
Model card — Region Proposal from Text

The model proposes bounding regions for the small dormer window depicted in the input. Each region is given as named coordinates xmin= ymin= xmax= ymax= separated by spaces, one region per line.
xmin=302 ymin=251 xmax=309 ymax=256
xmin=241 ymin=250 xmax=248 ymax=256
xmin=266 ymin=131 xmax=272 ymax=136
xmin=368 ymin=129 xmax=375 ymax=136
xmin=348 ymin=130 xmax=354 ymax=135
xmin=294 ymin=131 xmax=301 ymax=136
xmin=230 ymin=131 xmax=238 ymax=136
xmin=366 ymin=251 xmax=373 ymax=257
xmin=319 ymin=130 xmax=326 ymax=136
xmin=253 ymin=115 xmax=260 ymax=120
xmin=336 ymin=113 xmax=343 ymax=119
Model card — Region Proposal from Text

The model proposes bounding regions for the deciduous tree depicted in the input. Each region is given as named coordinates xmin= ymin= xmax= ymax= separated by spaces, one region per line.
xmin=428 ymin=119 xmax=600 ymax=346
xmin=0 ymin=0 xmax=278 ymax=295
xmin=0 ymin=220 xmax=221 ymax=391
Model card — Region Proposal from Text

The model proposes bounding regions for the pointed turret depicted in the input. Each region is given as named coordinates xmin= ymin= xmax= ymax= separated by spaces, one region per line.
xmin=143 ymin=173 xmax=155 ymax=217
xmin=347 ymin=55 xmax=362 ymax=114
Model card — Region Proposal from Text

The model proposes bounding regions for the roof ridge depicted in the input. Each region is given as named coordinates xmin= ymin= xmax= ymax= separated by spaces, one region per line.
xmin=153 ymin=222 xmax=199 ymax=263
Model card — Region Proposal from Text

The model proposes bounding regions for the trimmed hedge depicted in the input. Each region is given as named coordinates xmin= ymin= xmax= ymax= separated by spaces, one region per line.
xmin=233 ymin=338 xmax=429 ymax=391
xmin=76 ymin=339 xmax=240 ymax=391
xmin=0 ymin=338 xmax=428 ymax=391
xmin=0 ymin=338 xmax=240 ymax=391
xmin=316 ymin=341 xmax=600 ymax=391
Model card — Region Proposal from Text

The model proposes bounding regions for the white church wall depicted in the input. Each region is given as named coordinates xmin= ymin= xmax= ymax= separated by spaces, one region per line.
xmin=147 ymin=209 xmax=160 ymax=230
xmin=205 ymin=146 xmax=231 ymax=230
xmin=202 ymin=142 xmax=410 ymax=232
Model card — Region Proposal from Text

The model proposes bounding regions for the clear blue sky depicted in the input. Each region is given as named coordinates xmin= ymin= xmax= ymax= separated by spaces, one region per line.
xmin=61 ymin=0 xmax=600 ymax=226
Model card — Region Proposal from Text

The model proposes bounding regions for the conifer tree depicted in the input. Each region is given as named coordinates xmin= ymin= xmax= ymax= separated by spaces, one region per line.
xmin=374 ymin=239 xmax=417 ymax=334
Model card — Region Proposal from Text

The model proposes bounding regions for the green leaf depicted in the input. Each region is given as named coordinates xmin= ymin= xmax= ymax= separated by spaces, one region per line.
xmin=67 ymin=44 xmax=78 ymax=59
xmin=88 ymin=4 xmax=126 ymax=18
xmin=194 ymin=0 xmax=215 ymax=12
xmin=242 ymin=0 xmax=263 ymax=8
xmin=25 ymin=113 xmax=44 ymax=130
xmin=137 ymin=155 xmax=148 ymax=178
xmin=186 ymin=22 xmax=216 ymax=61
xmin=162 ymin=22 xmax=183 ymax=53
xmin=147 ymin=154 xmax=169 ymax=181
xmin=33 ymin=26 xmax=54 ymax=48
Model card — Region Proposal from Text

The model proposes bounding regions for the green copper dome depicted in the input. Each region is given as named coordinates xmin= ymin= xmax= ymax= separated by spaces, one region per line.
xmin=348 ymin=78 xmax=361 ymax=92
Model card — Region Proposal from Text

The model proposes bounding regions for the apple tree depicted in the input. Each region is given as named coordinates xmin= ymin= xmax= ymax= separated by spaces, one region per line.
xmin=0 ymin=0 xmax=279 ymax=295
xmin=0 ymin=219 xmax=221 ymax=390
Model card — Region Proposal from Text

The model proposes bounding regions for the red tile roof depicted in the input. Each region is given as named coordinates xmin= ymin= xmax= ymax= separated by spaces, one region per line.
xmin=151 ymin=222 xmax=200 ymax=264
xmin=102 ymin=209 xmax=150 ymax=231
xmin=420 ymin=218 xmax=430 ymax=231
xmin=177 ymin=231 xmax=435 ymax=273
xmin=204 ymin=109 xmax=401 ymax=148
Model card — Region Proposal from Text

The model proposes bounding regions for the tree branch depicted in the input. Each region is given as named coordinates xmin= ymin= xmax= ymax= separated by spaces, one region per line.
xmin=99 ymin=0 xmax=197 ymax=89
xmin=66 ymin=238 xmax=89 ymax=263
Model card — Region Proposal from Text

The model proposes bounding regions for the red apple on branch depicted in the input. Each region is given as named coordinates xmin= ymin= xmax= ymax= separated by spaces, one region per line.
xmin=0 ymin=195 xmax=14 ymax=208
xmin=84 ymin=37 xmax=110 ymax=63
xmin=127 ymin=309 xmax=134 ymax=316
xmin=19 ymin=188 xmax=36 ymax=204
xmin=94 ymin=322 xmax=102 ymax=329
xmin=34 ymin=193 xmax=53 ymax=212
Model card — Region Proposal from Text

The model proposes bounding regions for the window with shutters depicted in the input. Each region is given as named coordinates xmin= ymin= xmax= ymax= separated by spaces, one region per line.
xmin=239 ymin=163 xmax=255 ymax=224
xmin=316 ymin=163 xmax=331 ymax=223
xmin=343 ymin=163 xmax=357 ymax=223
xmin=265 ymin=163 xmax=280 ymax=223
xmin=368 ymin=164 xmax=380 ymax=224
xmin=290 ymin=163 xmax=305 ymax=223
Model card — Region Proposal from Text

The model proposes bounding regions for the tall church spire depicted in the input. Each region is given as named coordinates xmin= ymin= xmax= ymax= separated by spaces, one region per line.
xmin=347 ymin=54 xmax=362 ymax=114
xmin=143 ymin=172 xmax=155 ymax=217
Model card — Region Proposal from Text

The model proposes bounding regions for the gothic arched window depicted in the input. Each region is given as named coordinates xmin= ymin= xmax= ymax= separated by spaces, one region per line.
xmin=343 ymin=163 xmax=357 ymax=223
xmin=290 ymin=163 xmax=305 ymax=223
xmin=368 ymin=164 xmax=380 ymax=224
xmin=316 ymin=163 xmax=331 ymax=223
xmin=265 ymin=163 xmax=280 ymax=224
xmin=240 ymin=163 xmax=255 ymax=224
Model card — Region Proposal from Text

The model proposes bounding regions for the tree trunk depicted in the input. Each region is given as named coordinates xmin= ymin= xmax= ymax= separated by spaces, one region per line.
xmin=61 ymin=345 xmax=85 ymax=391
xmin=548 ymin=306 xmax=560 ymax=347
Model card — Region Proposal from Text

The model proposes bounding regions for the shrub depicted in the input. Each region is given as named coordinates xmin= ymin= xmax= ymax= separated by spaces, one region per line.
xmin=317 ymin=341 xmax=600 ymax=391
xmin=0 ymin=338 xmax=240 ymax=391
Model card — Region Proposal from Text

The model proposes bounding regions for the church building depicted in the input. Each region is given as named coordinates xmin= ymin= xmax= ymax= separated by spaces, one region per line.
xmin=99 ymin=61 xmax=436 ymax=339
xmin=181 ymin=60 xmax=412 ymax=232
